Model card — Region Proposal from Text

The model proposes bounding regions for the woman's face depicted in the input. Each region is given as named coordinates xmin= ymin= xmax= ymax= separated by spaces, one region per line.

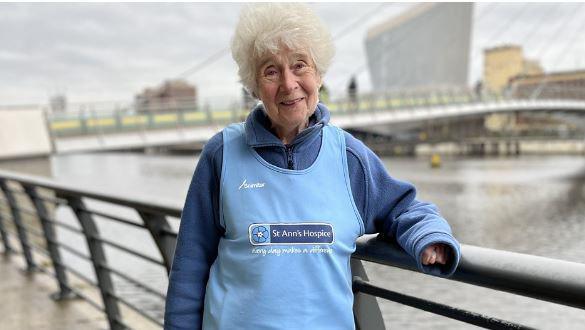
xmin=256 ymin=47 xmax=321 ymax=138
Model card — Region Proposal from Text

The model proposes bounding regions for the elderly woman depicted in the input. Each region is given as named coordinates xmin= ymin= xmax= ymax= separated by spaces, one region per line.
xmin=165 ymin=3 xmax=460 ymax=329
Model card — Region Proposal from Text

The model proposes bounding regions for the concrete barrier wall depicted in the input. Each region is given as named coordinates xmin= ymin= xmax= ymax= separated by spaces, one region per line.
xmin=0 ymin=108 xmax=52 ymax=160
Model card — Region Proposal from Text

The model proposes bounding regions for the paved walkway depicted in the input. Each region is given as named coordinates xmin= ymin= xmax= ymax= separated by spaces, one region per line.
xmin=0 ymin=254 xmax=108 ymax=330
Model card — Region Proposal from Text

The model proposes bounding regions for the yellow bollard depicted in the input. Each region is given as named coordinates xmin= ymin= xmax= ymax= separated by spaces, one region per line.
xmin=430 ymin=153 xmax=441 ymax=168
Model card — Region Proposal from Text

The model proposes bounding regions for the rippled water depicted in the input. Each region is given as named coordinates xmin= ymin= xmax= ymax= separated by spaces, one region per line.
xmin=374 ymin=156 xmax=585 ymax=329
xmin=3 ymin=152 xmax=585 ymax=329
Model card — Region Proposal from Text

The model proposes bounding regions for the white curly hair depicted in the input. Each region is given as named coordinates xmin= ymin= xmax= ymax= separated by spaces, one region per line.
xmin=230 ymin=3 xmax=335 ymax=97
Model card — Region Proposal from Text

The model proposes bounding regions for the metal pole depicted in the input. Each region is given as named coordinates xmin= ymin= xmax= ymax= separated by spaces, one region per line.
xmin=0 ymin=191 xmax=14 ymax=255
xmin=23 ymin=185 xmax=76 ymax=300
xmin=65 ymin=195 xmax=124 ymax=330
xmin=41 ymin=106 xmax=57 ymax=155
xmin=137 ymin=210 xmax=176 ymax=274
xmin=0 ymin=179 xmax=36 ymax=271
xmin=353 ymin=277 xmax=536 ymax=330
xmin=351 ymin=259 xmax=385 ymax=330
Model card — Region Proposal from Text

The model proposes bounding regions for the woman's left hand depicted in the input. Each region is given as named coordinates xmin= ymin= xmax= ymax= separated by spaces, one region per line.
xmin=421 ymin=243 xmax=449 ymax=265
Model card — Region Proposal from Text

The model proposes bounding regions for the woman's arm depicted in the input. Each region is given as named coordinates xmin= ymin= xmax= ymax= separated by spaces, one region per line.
xmin=344 ymin=132 xmax=460 ymax=277
xmin=164 ymin=134 xmax=224 ymax=330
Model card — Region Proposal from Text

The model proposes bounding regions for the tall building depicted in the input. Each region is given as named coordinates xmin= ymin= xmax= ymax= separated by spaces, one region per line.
xmin=365 ymin=3 xmax=473 ymax=91
xmin=483 ymin=45 xmax=543 ymax=93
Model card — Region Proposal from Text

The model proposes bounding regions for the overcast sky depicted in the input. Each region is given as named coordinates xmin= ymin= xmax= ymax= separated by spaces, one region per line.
xmin=1 ymin=2 xmax=585 ymax=109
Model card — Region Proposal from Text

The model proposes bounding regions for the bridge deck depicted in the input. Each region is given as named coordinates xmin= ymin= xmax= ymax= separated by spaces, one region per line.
xmin=0 ymin=255 xmax=107 ymax=330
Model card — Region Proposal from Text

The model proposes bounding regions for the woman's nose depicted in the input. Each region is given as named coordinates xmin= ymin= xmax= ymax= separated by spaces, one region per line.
xmin=280 ymin=68 xmax=299 ymax=92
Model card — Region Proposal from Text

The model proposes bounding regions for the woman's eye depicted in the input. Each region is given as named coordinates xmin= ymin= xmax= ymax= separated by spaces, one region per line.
xmin=264 ymin=68 xmax=278 ymax=77
xmin=293 ymin=62 xmax=307 ymax=70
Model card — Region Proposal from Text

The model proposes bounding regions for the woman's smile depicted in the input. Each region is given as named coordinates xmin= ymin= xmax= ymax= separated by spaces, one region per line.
xmin=280 ymin=97 xmax=304 ymax=106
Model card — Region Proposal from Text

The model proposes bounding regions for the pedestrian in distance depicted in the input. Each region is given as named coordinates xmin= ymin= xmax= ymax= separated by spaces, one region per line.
xmin=164 ymin=3 xmax=461 ymax=329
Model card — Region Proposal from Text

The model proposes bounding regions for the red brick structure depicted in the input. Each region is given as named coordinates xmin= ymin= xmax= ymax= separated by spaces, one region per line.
xmin=135 ymin=80 xmax=198 ymax=112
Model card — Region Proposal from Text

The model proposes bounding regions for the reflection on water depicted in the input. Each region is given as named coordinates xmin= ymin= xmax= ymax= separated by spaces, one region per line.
xmin=376 ymin=156 xmax=585 ymax=329
xmin=383 ymin=156 xmax=585 ymax=263
xmin=2 ymin=152 xmax=585 ymax=329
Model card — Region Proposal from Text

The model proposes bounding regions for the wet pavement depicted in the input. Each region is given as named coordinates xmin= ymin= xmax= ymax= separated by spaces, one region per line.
xmin=0 ymin=254 xmax=107 ymax=330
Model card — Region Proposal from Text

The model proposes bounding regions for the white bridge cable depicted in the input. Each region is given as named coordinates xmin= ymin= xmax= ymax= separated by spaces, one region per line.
xmin=530 ymin=4 xmax=581 ymax=63
xmin=175 ymin=3 xmax=390 ymax=82
xmin=397 ymin=2 xmax=501 ymax=91
xmin=336 ymin=3 xmax=504 ymax=94
xmin=340 ymin=2 xmax=578 ymax=101
xmin=513 ymin=4 xmax=560 ymax=51
xmin=550 ymin=4 xmax=585 ymax=71
xmin=530 ymin=3 xmax=585 ymax=100
xmin=331 ymin=3 xmax=390 ymax=40
xmin=469 ymin=3 xmax=551 ymax=83
xmin=466 ymin=3 xmax=545 ymax=89
xmin=477 ymin=3 xmax=530 ymax=48
xmin=176 ymin=47 xmax=230 ymax=79
xmin=328 ymin=3 xmax=455 ymax=93
xmin=330 ymin=2 xmax=499 ymax=94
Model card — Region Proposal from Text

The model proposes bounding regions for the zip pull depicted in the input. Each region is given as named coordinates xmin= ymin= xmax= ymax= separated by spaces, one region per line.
xmin=285 ymin=145 xmax=294 ymax=169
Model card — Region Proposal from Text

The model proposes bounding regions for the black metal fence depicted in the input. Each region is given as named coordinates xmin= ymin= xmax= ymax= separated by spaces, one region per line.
xmin=1 ymin=170 xmax=584 ymax=329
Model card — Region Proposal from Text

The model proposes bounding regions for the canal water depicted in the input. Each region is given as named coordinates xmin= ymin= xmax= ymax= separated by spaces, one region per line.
xmin=4 ymin=152 xmax=585 ymax=329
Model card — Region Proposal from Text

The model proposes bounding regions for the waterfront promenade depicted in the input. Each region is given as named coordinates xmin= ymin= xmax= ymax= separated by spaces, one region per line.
xmin=1 ymin=255 xmax=107 ymax=330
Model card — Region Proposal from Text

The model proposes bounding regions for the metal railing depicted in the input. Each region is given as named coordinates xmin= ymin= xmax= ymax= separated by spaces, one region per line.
xmin=1 ymin=169 xmax=584 ymax=329
xmin=0 ymin=170 xmax=179 ymax=329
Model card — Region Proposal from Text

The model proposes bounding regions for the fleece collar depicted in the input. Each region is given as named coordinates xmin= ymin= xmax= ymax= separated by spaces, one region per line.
xmin=244 ymin=102 xmax=331 ymax=148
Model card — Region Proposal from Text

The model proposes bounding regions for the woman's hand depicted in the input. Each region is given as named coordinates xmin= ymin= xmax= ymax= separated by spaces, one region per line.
xmin=421 ymin=243 xmax=449 ymax=265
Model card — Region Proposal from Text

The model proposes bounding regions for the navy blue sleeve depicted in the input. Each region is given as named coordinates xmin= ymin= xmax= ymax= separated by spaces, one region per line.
xmin=164 ymin=132 xmax=224 ymax=330
xmin=344 ymin=131 xmax=460 ymax=277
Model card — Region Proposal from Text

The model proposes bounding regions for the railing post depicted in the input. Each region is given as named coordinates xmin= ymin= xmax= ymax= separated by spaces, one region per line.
xmin=0 ymin=179 xmax=36 ymax=271
xmin=0 ymin=194 xmax=14 ymax=255
xmin=64 ymin=194 xmax=124 ymax=330
xmin=137 ymin=210 xmax=176 ymax=274
xmin=23 ymin=185 xmax=75 ymax=300
xmin=351 ymin=259 xmax=385 ymax=330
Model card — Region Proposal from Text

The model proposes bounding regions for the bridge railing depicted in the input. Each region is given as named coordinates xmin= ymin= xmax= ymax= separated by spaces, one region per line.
xmin=1 ymin=169 xmax=584 ymax=329
xmin=46 ymin=87 xmax=510 ymax=138
xmin=26 ymin=84 xmax=585 ymax=139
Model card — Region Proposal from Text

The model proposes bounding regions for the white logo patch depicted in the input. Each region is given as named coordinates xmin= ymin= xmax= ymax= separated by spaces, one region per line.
xmin=238 ymin=179 xmax=265 ymax=190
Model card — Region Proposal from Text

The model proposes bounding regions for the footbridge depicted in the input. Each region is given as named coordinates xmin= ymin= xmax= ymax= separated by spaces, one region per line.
xmin=45 ymin=90 xmax=585 ymax=154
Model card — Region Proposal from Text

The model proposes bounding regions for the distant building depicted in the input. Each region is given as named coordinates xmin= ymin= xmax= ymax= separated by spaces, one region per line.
xmin=135 ymin=79 xmax=197 ymax=112
xmin=365 ymin=3 xmax=473 ymax=91
xmin=509 ymin=69 xmax=585 ymax=100
xmin=49 ymin=94 xmax=67 ymax=113
xmin=523 ymin=59 xmax=544 ymax=76
xmin=483 ymin=45 xmax=543 ymax=93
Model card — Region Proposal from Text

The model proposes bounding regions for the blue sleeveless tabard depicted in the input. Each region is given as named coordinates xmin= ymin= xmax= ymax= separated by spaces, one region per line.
xmin=202 ymin=123 xmax=364 ymax=329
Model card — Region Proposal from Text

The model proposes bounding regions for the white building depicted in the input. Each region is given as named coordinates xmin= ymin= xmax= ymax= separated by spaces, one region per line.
xmin=365 ymin=3 xmax=473 ymax=91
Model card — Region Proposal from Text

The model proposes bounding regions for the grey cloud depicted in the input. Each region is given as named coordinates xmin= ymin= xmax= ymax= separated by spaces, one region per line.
xmin=1 ymin=3 xmax=585 ymax=106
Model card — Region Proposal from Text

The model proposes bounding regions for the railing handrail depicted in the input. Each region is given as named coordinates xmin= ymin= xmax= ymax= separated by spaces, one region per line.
xmin=0 ymin=169 xmax=182 ymax=218
xmin=355 ymin=235 xmax=585 ymax=310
